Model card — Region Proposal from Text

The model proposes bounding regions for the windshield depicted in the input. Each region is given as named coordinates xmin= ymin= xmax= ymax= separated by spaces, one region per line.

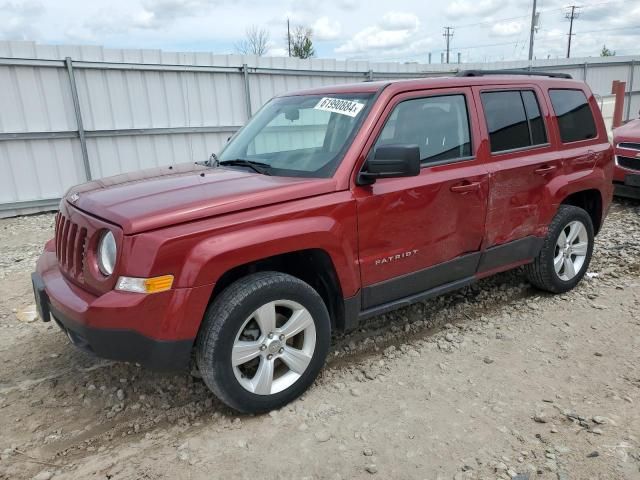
xmin=218 ymin=93 xmax=374 ymax=177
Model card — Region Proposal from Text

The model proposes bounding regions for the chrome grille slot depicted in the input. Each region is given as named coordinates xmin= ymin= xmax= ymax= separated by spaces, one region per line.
xmin=74 ymin=227 xmax=88 ymax=276
xmin=617 ymin=156 xmax=640 ymax=172
xmin=67 ymin=223 xmax=78 ymax=271
xmin=60 ymin=217 xmax=70 ymax=268
xmin=54 ymin=212 xmax=90 ymax=282
xmin=618 ymin=142 xmax=640 ymax=152
xmin=55 ymin=213 xmax=63 ymax=260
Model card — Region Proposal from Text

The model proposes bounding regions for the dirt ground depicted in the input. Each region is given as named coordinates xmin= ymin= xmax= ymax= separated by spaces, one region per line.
xmin=0 ymin=199 xmax=639 ymax=480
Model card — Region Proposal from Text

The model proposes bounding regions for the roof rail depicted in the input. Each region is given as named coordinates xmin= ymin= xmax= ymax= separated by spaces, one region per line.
xmin=456 ymin=69 xmax=572 ymax=79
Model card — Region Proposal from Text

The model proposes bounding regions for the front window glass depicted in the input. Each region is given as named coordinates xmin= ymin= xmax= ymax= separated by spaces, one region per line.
xmin=219 ymin=93 xmax=373 ymax=177
xmin=375 ymin=94 xmax=472 ymax=164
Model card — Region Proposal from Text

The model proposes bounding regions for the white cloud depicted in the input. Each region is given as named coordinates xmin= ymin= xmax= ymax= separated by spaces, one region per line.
xmin=0 ymin=0 xmax=634 ymax=63
xmin=335 ymin=0 xmax=358 ymax=9
xmin=379 ymin=12 xmax=419 ymax=31
xmin=491 ymin=21 xmax=523 ymax=37
xmin=268 ymin=46 xmax=289 ymax=56
xmin=138 ymin=0 xmax=218 ymax=28
xmin=446 ymin=0 xmax=500 ymax=18
xmin=0 ymin=1 xmax=43 ymax=40
xmin=312 ymin=17 xmax=342 ymax=41
xmin=335 ymin=11 xmax=425 ymax=56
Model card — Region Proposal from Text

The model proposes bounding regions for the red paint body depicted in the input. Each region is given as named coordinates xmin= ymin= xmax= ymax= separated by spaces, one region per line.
xmin=36 ymin=75 xmax=614 ymax=352
xmin=612 ymin=119 xmax=640 ymax=197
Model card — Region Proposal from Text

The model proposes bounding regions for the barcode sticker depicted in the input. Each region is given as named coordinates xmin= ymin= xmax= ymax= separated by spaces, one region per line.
xmin=314 ymin=97 xmax=365 ymax=117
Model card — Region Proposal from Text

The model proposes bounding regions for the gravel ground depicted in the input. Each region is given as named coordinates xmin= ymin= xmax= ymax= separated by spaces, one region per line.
xmin=0 ymin=199 xmax=639 ymax=480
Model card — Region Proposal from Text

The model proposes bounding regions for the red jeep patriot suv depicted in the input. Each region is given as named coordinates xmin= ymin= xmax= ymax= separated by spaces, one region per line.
xmin=33 ymin=71 xmax=613 ymax=413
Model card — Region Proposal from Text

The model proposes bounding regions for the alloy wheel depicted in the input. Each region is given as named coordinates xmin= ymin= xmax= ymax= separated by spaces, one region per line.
xmin=554 ymin=220 xmax=589 ymax=281
xmin=232 ymin=300 xmax=316 ymax=395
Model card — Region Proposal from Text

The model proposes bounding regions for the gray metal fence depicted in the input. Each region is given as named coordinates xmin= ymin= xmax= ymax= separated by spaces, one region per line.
xmin=1 ymin=40 xmax=638 ymax=217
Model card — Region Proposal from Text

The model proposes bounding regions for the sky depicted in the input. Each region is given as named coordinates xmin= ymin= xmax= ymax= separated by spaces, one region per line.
xmin=1 ymin=0 xmax=639 ymax=63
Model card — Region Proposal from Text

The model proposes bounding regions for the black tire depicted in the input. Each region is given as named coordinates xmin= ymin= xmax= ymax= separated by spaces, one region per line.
xmin=525 ymin=205 xmax=594 ymax=293
xmin=196 ymin=271 xmax=331 ymax=414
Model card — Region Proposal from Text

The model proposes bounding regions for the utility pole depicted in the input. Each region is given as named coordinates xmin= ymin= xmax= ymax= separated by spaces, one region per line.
xmin=287 ymin=18 xmax=291 ymax=57
xmin=443 ymin=27 xmax=454 ymax=64
xmin=565 ymin=5 xmax=581 ymax=58
xmin=528 ymin=0 xmax=538 ymax=60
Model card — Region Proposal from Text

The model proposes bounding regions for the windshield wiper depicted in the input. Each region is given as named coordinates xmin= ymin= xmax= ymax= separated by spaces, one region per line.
xmin=219 ymin=158 xmax=271 ymax=175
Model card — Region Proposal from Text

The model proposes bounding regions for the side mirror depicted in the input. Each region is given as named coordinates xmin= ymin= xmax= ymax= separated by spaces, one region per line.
xmin=358 ymin=144 xmax=421 ymax=185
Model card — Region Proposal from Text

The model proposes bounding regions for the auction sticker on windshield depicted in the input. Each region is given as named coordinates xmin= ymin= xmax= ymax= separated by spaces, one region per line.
xmin=314 ymin=97 xmax=365 ymax=117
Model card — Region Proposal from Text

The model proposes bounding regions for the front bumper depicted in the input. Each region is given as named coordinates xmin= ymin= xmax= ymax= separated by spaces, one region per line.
xmin=613 ymin=173 xmax=640 ymax=200
xmin=34 ymin=250 xmax=212 ymax=370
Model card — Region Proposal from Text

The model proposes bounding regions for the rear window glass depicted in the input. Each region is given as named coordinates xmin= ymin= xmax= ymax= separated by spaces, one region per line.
xmin=481 ymin=90 xmax=547 ymax=153
xmin=549 ymin=89 xmax=597 ymax=143
xmin=522 ymin=91 xmax=547 ymax=145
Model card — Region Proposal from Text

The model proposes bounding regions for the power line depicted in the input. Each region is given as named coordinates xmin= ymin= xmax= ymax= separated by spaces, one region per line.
xmin=574 ymin=24 xmax=640 ymax=34
xmin=451 ymin=0 xmax=634 ymax=30
xmin=565 ymin=5 xmax=582 ymax=58
xmin=453 ymin=14 xmax=529 ymax=29
xmin=443 ymin=26 xmax=454 ymax=63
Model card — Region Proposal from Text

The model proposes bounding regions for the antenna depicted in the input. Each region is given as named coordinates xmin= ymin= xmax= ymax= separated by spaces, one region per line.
xmin=565 ymin=5 xmax=581 ymax=58
xmin=443 ymin=27 xmax=454 ymax=64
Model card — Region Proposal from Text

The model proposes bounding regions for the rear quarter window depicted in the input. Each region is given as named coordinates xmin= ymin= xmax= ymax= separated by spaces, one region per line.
xmin=548 ymin=89 xmax=597 ymax=143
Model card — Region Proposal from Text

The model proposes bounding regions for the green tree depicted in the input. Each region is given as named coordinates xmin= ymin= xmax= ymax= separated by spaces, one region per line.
xmin=600 ymin=45 xmax=616 ymax=57
xmin=289 ymin=26 xmax=315 ymax=59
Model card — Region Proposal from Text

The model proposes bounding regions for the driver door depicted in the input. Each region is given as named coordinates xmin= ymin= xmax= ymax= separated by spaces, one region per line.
xmin=354 ymin=88 xmax=489 ymax=310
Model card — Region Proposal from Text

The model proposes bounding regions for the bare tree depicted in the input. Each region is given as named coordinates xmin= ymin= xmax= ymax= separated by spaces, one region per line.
xmin=286 ymin=26 xmax=315 ymax=59
xmin=235 ymin=26 xmax=270 ymax=56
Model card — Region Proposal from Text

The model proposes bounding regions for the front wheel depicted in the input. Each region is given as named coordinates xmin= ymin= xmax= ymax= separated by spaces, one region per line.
xmin=525 ymin=205 xmax=594 ymax=293
xmin=196 ymin=272 xmax=331 ymax=413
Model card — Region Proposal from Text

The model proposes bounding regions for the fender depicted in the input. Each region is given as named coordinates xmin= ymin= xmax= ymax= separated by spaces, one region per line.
xmin=123 ymin=192 xmax=360 ymax=295
xmin=181 ymin=215 xmax=360 ymax=294
xmin=543 ymin=155 xmax=612 ymax=230
xmin=122 ymin=197 xmax=360 ymax=339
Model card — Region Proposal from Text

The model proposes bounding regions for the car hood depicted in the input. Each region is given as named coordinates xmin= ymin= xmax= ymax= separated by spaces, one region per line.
xmin=66 ymin=163 xmax=337 ymax=234
xmin=613 ymin=118 xmax=640 ymax=144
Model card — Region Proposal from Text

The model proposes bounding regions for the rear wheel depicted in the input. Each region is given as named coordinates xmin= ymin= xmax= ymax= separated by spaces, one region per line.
xmin=525 ymin=205 xmax=594 ymax=293
xmin=196 ymin=272 xmax=330 ymax=413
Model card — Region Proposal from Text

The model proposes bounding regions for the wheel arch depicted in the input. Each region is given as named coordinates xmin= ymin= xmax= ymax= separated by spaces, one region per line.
xmin=207 ymin=249 xmax=347 ymax=331
xmin=560 ymin=188 xmax=603 ymax=234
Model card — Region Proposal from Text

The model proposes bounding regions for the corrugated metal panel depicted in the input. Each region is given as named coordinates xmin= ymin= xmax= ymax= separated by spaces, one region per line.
xmin=0 ymin=137 xmax=85 ymax=203
xmin=86 ymin=132 xmax=229 ymax=178
xmin=1 ymin=39 xmax=639 ymax=217
xmin=0 ymin=65 xmax=75 ymax=132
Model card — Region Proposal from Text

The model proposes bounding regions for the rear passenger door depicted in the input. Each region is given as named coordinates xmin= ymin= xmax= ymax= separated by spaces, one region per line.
xmin=474 ymin=86 xmax=560 ymax=250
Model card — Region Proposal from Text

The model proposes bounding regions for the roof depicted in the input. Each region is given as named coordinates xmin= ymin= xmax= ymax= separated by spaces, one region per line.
xmin=280 ymin=74 xmax=587 ymax=98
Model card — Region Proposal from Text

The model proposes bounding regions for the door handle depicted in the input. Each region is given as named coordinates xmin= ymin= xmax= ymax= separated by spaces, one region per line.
xmin=450 ymin=181 xmax=481 ymax=193
xmin=534 ymin=165 xmax=558 ymax=175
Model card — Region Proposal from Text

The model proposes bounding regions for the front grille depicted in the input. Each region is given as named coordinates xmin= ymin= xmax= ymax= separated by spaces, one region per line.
xmin=618 ymin=156 xmax=640 ymax=172
xmin=618 ymin=142 xmax=640 ymax=151
xmin=55 ymin=213 xmax=88 ymax=280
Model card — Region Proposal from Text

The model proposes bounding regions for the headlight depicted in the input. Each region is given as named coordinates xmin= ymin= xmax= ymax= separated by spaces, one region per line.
xmin=97 ymin=231 xmax=117 ymax=276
